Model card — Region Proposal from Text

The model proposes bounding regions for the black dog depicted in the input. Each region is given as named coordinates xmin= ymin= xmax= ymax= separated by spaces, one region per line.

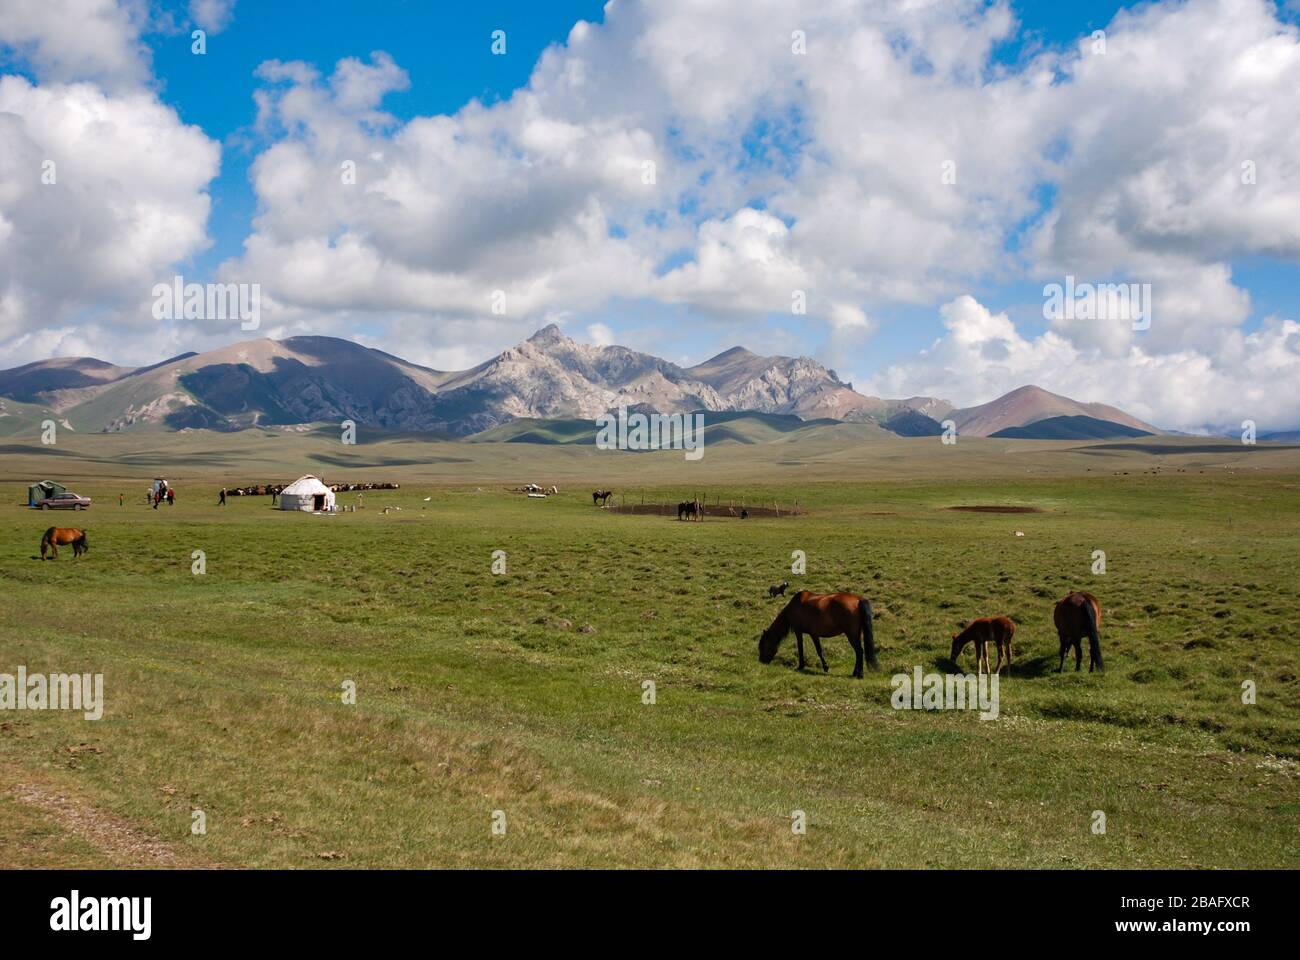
xmin=768 ymin=580 xmax=789 ymax=599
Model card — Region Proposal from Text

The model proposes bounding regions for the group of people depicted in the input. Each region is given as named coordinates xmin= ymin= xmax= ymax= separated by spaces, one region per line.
xmin=116 ymin=482 xmax=176 ymax=508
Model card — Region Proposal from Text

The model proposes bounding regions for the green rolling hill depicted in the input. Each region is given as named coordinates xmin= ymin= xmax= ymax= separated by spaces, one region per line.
xmin=990 ymin=414 xmax=1153 ymax=440
xmin=466 ymin=410 xmax=883 ymax=447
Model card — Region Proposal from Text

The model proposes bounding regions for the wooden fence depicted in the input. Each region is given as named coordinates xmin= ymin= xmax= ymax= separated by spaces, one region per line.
xmin=603 ymin=493 xmax=803 ymax=519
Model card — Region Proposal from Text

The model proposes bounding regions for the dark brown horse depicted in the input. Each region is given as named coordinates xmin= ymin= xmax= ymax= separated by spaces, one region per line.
xmin=950 ymin=615 xmax=1016 ymax=675
xmin=592 ymin=489 xmax=613 ymax=506
xmin=1054 ymin=591 xmax=1103 ymax=672
xmin=759 ymin=591 xmax=878 ymax=678
xmin=677 ymin=499 xmax=700 ymax=520
xmin=41 ymin=527 xmax=88 ymax=560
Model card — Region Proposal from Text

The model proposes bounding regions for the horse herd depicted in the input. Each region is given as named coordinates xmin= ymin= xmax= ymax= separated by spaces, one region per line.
xmin=759 ymin=589 xmax=1104 ymax=677
xmin=35 ymin=487 xmax=1105 ymax=681
xmin=586 ymin=489 xmax=1106 ymax=676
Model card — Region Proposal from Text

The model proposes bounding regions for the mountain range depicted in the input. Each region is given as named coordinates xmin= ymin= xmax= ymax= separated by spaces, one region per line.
xmin=0 ymin=324 xmax=1162 ymax=441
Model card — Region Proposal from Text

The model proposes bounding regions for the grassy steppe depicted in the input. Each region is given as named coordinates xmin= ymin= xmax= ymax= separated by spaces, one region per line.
xmin=1 ymin=431 xmax=1297 ymax=867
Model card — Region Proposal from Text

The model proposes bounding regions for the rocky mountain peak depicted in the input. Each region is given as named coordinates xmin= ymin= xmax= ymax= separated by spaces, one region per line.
xmin=526 ymin=323 xmax=570 ymax=347
xmin=0 ymin=326 xmax=1160 ymax=439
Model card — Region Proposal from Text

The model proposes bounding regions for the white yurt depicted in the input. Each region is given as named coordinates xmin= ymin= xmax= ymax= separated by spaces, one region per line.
xmin=278 ymin=475 xmax=335 ymax=513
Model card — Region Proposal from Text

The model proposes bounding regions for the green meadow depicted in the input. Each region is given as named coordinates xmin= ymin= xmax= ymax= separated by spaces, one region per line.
xmin=1 ymin=429 xmax=1298 ymax=867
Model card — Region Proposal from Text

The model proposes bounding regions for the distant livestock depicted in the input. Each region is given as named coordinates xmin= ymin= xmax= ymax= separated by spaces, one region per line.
xmin=227 ymin=484 xmax=282 ymax=497
xmin=593 ymin=489 xmax=613 ymax=506
xmin=768 ymin=581 xmax=789 ymax=598
xmin=225 ymin=481 xmax=399 ymax=496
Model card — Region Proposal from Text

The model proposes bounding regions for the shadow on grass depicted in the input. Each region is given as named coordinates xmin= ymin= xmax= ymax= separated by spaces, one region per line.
xmin=0 ymin=444 xmax=75 ymax=457
xmin=311 ymin=452 xmax=471 ymax=468
xmin=938 ymin=653 xmax=1057 ymax=679
xmin=1006 ymin=654 xmax=1058 ymax=679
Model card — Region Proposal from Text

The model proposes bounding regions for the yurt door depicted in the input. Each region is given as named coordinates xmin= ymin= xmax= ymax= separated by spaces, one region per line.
xmin=313 ymin=493 xmax=325 ymax=511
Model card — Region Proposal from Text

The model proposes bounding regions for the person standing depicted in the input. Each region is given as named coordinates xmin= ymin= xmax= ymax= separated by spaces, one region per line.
xmin=219 ymin=487 xmax=227 ymax=506
xmin=167 ymin=488 xmax=175 ymax=506
xmin=118 ymin=493 xmax=123 ymax=507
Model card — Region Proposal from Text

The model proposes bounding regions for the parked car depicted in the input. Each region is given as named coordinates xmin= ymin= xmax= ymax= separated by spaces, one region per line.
xmin=35 ymin=491 xmax=92 ymax=510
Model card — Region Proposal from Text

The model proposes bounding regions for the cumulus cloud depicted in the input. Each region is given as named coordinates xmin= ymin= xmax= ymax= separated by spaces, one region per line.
xmin=0 ymin=0 xmax=150 ymax=89
xmin=1035 ymin=0 xmax=1300 ymax=269
xmin=225 ymin=2 xmax=1299 ymax=348
xmin=2 ymin=0 xmax=1299 ymax=429
xmin=0 ymin=78 xmax=218 ymax=306
xmin=1024 ymin=0 xmax=1300 ymax=357
xmin=868 ymin=295 xmax=1300 ymax=433
xmin=0 ymin=0 xmax=221 ymax=365
xmin=222 ymin=0 xmax=1046 ymax=356
xmin=190 ymin=0 xmax=236 ymax=35
xmin=229 ymin=50 xmax=662 ymax=335
xmin=585 ymin=322 xmax=615 ymax=346
xmin=657 ymin=209 xmax=809 ymax=315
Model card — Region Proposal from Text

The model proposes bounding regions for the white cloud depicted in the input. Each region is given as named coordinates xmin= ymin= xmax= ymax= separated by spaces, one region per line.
xmin=868 ymin=295 xmax=1300 ymax=433
xmin=656 ymin=209 xmax=808 ymax=314
xmin=2 ymin=0 xmax=1299 ymax=429
xmin=222 ymin=1 xmax=1038 ymax=360
xmin=190 ymin=0 xmax=236 ymax=35
xmin=0 ymin=1 xmax=222 ymax=366
xmin=0 ymin=77 xmax=219 ymax=348
xmin=585 ymin=322 xmax=615 ymax=346
xmin=0 ymin=0 xmax=150 ymax=89
xmin=223 ymin=2 xmax=1300 ymax=361
xmin=1035 ymin=0 xmax=1300 ymax=269
xmin=1023 ymin=0 xmax=1300 ymax=356
xmin=227 ymin=51 xmax=663 ymax=340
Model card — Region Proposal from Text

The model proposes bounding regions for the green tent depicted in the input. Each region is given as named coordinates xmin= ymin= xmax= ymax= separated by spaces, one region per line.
xmin=27 ymin=480 xmax=66 ymax=506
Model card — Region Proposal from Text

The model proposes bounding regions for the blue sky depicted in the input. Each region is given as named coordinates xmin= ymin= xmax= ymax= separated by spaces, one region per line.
xmin=2 ymin=0 xmax=1299 ymax=431
xmin=145 ymin=0 xmax=1293 ymax=370
xmin=150 ymin=1 xmax=610 ymax=280
xmin=152 ymin=0 xmax=1163 ymax=356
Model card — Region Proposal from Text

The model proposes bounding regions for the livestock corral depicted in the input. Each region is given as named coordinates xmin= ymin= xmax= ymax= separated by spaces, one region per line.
xmin=1 ymin=431 xmax=1298 ymax=868
xmin=602 ymin=496 xmax=803 ymax=519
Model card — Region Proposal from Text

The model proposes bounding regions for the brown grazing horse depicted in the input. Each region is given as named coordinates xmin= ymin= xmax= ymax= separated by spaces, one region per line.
xmin=950 ymin=616 xmax=1016 ymax=675
xmin=592 ymin=489 xmax=613 ymax=506
xmin=1054 ymin=591 xmax=1103 ymax=672
xmin=41 ymin=527 xmax=88 ymax=560
xmin=677 ymin=499 xmax=700 ymax=520
xmin=759 ymin=591 xmax=878 ymax=678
